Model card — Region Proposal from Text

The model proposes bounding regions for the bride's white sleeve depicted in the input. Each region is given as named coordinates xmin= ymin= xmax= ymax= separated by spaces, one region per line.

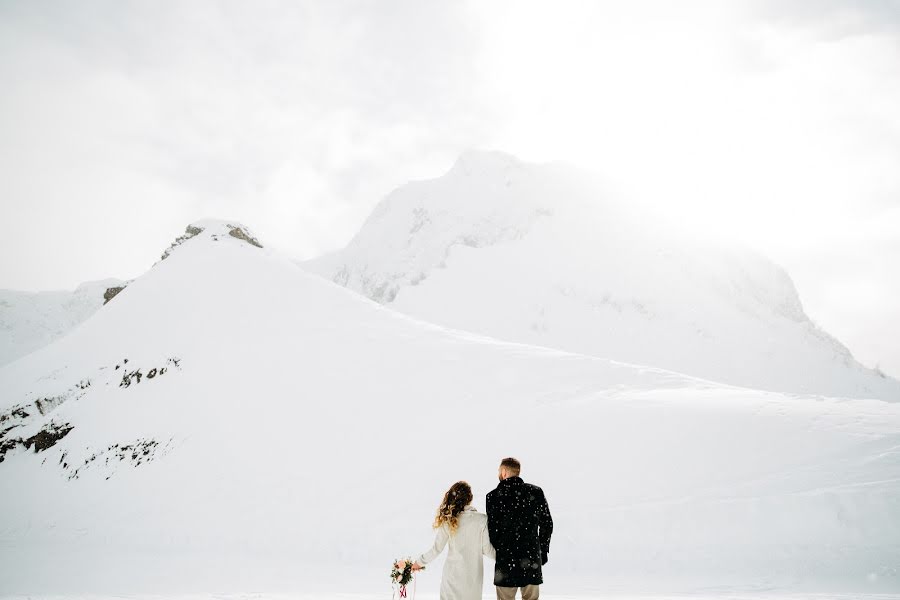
xmin=417 ymin=524 xmax=450 ymax=565
xmin=481 ymin=518 xmax=496 ymax=560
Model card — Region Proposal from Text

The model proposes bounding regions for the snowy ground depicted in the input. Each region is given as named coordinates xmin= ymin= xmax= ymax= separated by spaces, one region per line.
xmin=2 ymin=594 xmax=898 ymax=600
xmin=2 ymin=222 xmax=899 ymax=594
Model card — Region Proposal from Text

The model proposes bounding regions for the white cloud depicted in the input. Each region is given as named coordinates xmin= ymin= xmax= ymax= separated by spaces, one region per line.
xmin=465 ymin=0 xmax=900 ymax=376
xmin=0 ymin=0 xmax=496 ymax=287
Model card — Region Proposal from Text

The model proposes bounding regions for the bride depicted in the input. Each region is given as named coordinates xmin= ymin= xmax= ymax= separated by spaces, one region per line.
xmin=412 ymin=481 xmax=496 ymax=600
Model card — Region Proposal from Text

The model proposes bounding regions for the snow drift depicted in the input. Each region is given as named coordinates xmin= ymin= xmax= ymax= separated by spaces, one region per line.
xmin=1 ymin=219 xmax=899 ymax=595
xmin=307 ymin=150 xmax=900 ymax=401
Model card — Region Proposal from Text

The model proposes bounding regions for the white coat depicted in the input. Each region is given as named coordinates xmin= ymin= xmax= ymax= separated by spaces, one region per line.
xmin=417 ymin=505 xmax=496 ymax=600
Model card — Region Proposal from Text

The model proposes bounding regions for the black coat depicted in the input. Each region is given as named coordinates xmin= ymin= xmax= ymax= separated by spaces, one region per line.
xmin=486 ymin=476 xmax=553 ymax=587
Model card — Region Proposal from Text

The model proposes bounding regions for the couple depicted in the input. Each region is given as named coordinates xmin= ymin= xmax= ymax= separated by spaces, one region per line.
xmin=412 ymin=457 xmax=553 ymax=600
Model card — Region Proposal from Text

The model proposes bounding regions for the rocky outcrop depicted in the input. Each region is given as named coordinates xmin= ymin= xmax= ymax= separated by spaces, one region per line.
xmin=103 ymin=285 xmax=127 ymax=304
xmin=160 ymin=225 xmax=204 ymax=261
xmin=65 ymin=437 xmax=172 ymax=480
xmin=227 ymin=225 xmax=263 ymax=248
xmin=117 ymin=357 xmax=181 ymax=388
xmin=0 ymin=356 xmax=181 ymax=467
xmin=158 ymin=221 xmax=264 ymax=264
xmin=0 ymin=421 xmax=74 ymax=463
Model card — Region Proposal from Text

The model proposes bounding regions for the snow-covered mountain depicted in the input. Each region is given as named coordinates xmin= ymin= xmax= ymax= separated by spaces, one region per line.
xmin=1 ymin=219 xmax=899 ymax=594
xmin=0 ymin=278 xmax=124 ymax=367
xmin=307 ymin=150 xmax=900 ymax=401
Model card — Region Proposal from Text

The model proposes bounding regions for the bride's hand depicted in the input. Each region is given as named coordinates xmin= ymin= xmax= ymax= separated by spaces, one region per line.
xmin=411 ymin=562 xmax=423 ymax=571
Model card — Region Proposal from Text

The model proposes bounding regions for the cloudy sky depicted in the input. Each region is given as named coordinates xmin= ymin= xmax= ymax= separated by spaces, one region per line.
xmin=1 ymin=0 xmax=898 ymax=376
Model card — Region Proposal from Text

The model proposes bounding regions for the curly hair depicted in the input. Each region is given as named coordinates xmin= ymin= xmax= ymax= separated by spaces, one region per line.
xmin=433 ymin=481 xmax=473 ymax=534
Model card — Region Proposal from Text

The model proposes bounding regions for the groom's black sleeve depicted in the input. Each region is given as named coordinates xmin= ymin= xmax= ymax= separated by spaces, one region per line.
xmin=486 ymin=491 xmax=500 ymax=549
xmin=539 ymin=489 xmax=553 ymax=564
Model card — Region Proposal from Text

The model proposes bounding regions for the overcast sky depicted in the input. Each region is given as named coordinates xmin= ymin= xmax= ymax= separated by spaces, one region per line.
xmin=1 ymin=0 xmax=898 ymax=377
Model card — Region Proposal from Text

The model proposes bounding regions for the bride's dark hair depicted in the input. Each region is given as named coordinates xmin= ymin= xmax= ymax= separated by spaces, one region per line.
xmin=433 ymin=481 xmax=473 ymax=533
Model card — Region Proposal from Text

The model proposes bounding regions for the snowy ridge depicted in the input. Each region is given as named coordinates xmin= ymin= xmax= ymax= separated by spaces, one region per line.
xmin=306 ymin=150 xmax=900 ymax=401
xmin=0 ymin=222 xmax=899 ymax=593
xmin=316 ymin=151 xmax=573 ymax=303
xmin=157 ymin=219 xmax=263 ymax=263
xmin=0 ymin=220 xmax=262 ymax=368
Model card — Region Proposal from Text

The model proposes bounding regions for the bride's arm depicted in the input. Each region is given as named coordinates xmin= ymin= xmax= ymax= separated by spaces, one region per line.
xmin=416 ymin=524 xmax=450 ymax=566
xmin=481 ymin=519 xmax=496 ymax=560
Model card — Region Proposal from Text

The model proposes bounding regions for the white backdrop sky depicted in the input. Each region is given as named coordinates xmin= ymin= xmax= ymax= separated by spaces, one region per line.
xmin=1 ymin=0 xmax=898 ymax=377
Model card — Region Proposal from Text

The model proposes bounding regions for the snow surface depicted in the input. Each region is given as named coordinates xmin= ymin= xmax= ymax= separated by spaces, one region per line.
xmin=0 ymin=590 xmax=900 ymax=600
xmin=0 ymin=279 xmax=123 ymax=367
xmin=306 ymin=151 xmax=900 ymax=401
xmin=1 ymin=220 xmax=899 ymax=595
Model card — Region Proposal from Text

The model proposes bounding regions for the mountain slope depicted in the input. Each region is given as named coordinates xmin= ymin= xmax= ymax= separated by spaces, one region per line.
xmin=0 ymin=279 xmax=124 ymax=367
xmin=1 ymin=220 xmax=899 ymax=593
xmin=306 ymin=150 xmax=900 ymax=401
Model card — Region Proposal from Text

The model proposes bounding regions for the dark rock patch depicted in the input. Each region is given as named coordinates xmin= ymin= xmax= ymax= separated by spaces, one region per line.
xmin=227 ymin=225 xmax=263 ymax=248
xmin=160 ymin=225 xmax=204 ymax=261
xmin=0 ymin=438 xmax=19 ymax=463
xmin=68 ymin=438 xmax=165 ymax=480
xmin=103 ymin=286 xmax=127 ymax=304
xmin=118 ymin=357 xmax=180 ymax=389
xmin=0 ymin=376 xmax=94 ymax=464
xmin=35 ymin=395 xmax=64 ymax=415
xmin=119 ymin=369 xmax=143 ymax=388
xmin=0 ymin=404 xmax=33 ymax=444
xmin=24 ymin=422 xmax=74 ymax=453
xmin=0 ymin=406 xmax=29 ymax=425
xmin=0 ymin=422 xmax=73 ymax=463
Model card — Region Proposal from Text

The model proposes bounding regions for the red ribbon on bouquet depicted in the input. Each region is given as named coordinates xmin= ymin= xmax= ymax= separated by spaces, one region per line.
xmin=394 ymin=576 xmax=416 ymax=599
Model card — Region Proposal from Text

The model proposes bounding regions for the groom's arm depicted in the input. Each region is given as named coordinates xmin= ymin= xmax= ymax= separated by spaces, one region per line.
xmin=538 ymin=489 xmax=553 ymax=564
xmin=486 ymin=491 xmax=501 ymax=549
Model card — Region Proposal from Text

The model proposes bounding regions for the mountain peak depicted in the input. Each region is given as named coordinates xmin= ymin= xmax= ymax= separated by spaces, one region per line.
xmin=159 ymin=220 xmax=263 ymax=262
xmin=307 ymin=152 xmax=900 ymax=401
xmin=449 ymin=149 xmax=525 ymax=177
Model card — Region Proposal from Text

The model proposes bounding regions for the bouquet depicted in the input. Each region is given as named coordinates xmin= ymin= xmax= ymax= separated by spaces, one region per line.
xmin=391 ymin=557 xmax=422 ymax=598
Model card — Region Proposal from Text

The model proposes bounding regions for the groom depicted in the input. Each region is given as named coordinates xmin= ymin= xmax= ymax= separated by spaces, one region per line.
xmin=486 ymin=457 xmax=553 ymax=600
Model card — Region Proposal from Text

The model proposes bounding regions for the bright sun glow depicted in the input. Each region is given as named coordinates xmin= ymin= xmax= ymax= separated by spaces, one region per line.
xmin=470 ymin=1 xmax=899 ymax=253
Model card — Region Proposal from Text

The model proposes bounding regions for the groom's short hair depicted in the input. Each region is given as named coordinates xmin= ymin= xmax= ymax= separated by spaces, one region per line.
xmin=500 ymin=457 xmax=521 ymax=475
